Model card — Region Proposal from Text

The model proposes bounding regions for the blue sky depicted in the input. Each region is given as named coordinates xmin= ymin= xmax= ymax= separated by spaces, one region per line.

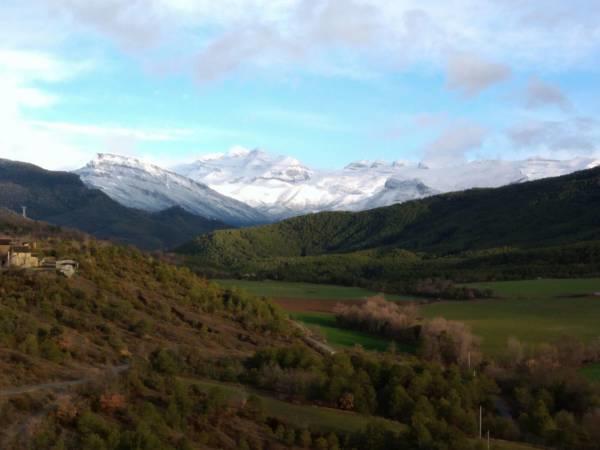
xmin=1 ymin=0 xmax=599 ymax=170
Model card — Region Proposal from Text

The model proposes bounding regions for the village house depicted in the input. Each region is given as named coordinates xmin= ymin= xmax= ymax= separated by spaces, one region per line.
xmin=1 ymin=237 xmax=78 ymax=276
xmin=0 ymin=238 xmax=40 ymax=269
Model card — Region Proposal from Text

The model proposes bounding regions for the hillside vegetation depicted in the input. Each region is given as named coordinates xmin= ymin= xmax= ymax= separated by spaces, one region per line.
xmin=0 ymin=159 xmax=228 ymax=250
xmin=0 ymin=222 xmax=303 ymax=449
xmin=1 ymin=217 xmax=598 ymax=449
xmin=179 ymin=168 xmax=600 ymax=292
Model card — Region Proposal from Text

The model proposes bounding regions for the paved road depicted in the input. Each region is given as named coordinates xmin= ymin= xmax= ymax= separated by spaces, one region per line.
xmin=0 ymin=364 xmax=129 ymax=398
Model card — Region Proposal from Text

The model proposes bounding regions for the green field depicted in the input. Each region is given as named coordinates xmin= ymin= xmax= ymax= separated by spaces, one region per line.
xmin=467 ymin=278 xmax=600 ymax=299
xmin=581 ymin=363 xmax=600 ymax=382
xmin=421 ymin=279 xmax=600 ymax=354
xmin=214 ymin=279 xmax=411 ymax=301
xmin=215 ymin=278 xmax=600 ymax=356
xmin=422 ymin=296 xmax=600 ymax=354
xmin=292 ymin=312 xmax=399 ymax=352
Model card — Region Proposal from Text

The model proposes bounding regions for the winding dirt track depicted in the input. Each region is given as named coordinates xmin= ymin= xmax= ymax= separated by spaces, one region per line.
xmin=0 ymin=364 xmax=129 ymax=398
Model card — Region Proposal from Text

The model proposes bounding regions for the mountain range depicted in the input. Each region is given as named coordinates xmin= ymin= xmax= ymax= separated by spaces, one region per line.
xmin=76 ymin=153 xmax=267 ymax=226
xmin=0 ymin=159 xmax=228 ymax=250
xmin=80 ymin=149 xmax=599 ymax=221
xmin=178 ymin=166 xmax=600 ymax=285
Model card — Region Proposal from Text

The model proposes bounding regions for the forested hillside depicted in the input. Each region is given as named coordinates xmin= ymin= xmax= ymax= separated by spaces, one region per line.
xmin=181 ymin=166 xmax=600 ymax=260
xmin=179 ymin=167 xmax=600 ymax=291
xmin=0 ymin=221 xmax=294 ymax=449
xmin=0 ymin=159 xmax=229 ymax=250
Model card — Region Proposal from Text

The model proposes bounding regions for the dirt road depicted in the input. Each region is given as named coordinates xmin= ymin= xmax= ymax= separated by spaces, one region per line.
xmin=0 ymin=364 xmax=129 ymax=398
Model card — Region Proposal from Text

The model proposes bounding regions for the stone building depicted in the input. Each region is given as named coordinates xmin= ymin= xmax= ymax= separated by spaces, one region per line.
xmin=9 ymin=245 xmax=39 ymax=268
xmin=0 ymin=238 xmax=40 ymax=269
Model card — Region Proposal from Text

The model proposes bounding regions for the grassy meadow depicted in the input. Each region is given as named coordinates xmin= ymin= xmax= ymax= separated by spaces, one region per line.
xmin=422 ymin=294 xmax=600 ymax=354
xmin=214 ymin=279 xmax=410 ymax=301
xmin=215 ymin=278 xmax=600 ymax=356
xmin=581 ymin=362 xmax=600 ymax=383
xmin=466 ymin=278 xmax=600 ymax=299
xmin=291 ymin=312 xmax=399 ymax=352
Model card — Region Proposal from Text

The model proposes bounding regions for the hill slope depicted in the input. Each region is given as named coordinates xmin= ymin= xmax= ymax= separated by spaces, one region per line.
xmin=0 ymin=159 xmax=229 ymax=250
xmin=0 ymin=217 xmax=296 ymax=449
xmin=178 ymin=167 xmax=600 ymax=289
xmin=180 ymin=166 xmax=600 ymax=262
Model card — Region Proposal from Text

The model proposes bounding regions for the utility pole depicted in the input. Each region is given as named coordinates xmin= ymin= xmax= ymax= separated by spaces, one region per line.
xmin=487 ymin=430 xmax=490 ymax=449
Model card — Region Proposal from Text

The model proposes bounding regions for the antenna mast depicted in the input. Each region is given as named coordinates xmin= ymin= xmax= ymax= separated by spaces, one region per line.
xmin=21 ymin=206 xmax=27 ymax=219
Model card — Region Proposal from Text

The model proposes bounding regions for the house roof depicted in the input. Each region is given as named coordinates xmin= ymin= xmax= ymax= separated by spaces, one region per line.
xmin=11 ymin=246 xmax=32 ymax=253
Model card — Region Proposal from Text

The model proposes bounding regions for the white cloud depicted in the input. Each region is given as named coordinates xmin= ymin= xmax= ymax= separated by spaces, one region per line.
xmin=250 ymin=108 xmax=345 ymax=132
xmin=506 ymin=117 xmax=599 ymax=156
xmin=446 ymin=52 xmax=511 ymax=97
xmin=15 ymin=0 xmax=598 ymax=83
xmin=0 ymin=49 xmax=89 ymax=82
xmin=523 ymin=77 xmax=572 ymax=112
xmin=29 ymin=121 xmax=193 ymax=142
xmin=1 ymin=0 xmax=599 ymax=166
xmin=421 ymin=122 xmax=488 ymax=167
xmin=0 ymin=49 xmax=96 ymax=170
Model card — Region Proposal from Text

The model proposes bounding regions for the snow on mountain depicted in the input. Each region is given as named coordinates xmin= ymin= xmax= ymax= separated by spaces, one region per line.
xmin=75 ymin=150 xmax=599 ymax=224
xmin=174 ymin=148 xmax=405 ymax=218
xmin=173 ymin=148 xmax=599 ymax=218
xmin=349 ymin=178 xmax=440 ymax=211
xmin=76 ymin=154 xmax=267 ymax=226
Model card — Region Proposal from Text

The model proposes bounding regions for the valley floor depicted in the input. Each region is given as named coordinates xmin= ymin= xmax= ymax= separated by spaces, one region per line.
xmin=215 ymin=278 xmax=600 ymax=357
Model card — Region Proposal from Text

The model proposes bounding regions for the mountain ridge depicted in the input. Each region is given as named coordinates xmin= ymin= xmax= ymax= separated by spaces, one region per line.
xmin=178 ymin=166 xmax=600 ymax=267
xmin=0 ymin=158 xmax=229 ymax=250
xmin=77 ymin=153 xmax=268 ymax=226
xmin=72 ymin=150 xmax=599 ymax=222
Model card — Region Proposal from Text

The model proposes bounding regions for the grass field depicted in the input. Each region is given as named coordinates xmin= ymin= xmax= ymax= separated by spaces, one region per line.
xmin=467 ymin=278 xmax=600 ymax=299
xmin=215 ymin=278 xmax=600 ymax=356
xmin=214 ymin=279 xmax=411 ymax=301
xmin=291 ymin=312 xmax=400 ymax=352
xmin=422 ymin=295 xmax=600 ymax=354
xmin=420 ymin=278 xmax=600 ymax=354
xmin=581 ymin=362 xmax=600 ymax=383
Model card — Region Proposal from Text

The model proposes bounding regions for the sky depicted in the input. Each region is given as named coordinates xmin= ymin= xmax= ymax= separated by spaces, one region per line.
xmin=0 ymin=0 xmax=599 ymax=171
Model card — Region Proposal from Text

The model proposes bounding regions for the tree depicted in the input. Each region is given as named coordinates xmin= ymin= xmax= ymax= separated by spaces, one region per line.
xmin=420 ymin=318 xmax=481 ymax=367
xmin=530 ymin=400 xmax=556 ymax=441
xmin=387 ymin=385 xmax=414 ymax=422
xmin=314 ymin=437 xmax=328 ymax=450
xmin=298 ymin=430 xmax=312 ymax=448
xmin=150 ymin=349 xmax=180 ymax=375
xmin=553 ymin=410 xmax=579 ymax=449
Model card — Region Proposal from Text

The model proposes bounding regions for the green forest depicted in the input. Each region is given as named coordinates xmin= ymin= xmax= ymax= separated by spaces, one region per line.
xmin=179 ymin=167 xmax=600 ymax=296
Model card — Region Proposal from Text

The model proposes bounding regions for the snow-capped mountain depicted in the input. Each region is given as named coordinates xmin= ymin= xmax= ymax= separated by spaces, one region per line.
xmin=173 ymin=148 xmax=599 ymax=218
xmin=173 ymin=148 xmax=428 ymax=217
xmin=76 ymin=154 xmax=267 ymax=226
xmin=349 ymin=178 xmax=439 ymax=211
xmin=75 ymin=150 xmax=599 ymax=224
